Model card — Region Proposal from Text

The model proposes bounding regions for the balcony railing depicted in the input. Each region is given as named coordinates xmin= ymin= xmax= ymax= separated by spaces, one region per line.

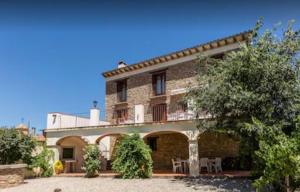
xmin=167 ymin=111 xmax=195 ymax=121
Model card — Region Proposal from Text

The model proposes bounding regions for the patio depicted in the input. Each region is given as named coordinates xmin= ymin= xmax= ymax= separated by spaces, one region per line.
xmin=2 ymin=177 xmax=255 ymax=192
xmin=56 ymin=170 xmax=251 ymax=178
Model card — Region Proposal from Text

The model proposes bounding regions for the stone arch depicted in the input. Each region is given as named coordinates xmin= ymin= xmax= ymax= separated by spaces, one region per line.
xmin=94 ymin=133 xmax=127 ymax=170
xmin=56 ymin=136 xmax=88 ymax=173
xmin=143 ymin=131 xmax=189 ymax=172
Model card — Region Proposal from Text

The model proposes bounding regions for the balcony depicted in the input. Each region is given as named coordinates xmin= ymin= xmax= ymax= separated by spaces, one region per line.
xmin=167 ymin=111 xmax=195 ymax=121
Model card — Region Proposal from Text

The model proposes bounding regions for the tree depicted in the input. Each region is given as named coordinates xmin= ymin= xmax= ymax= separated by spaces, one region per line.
xmin=246 ymin=117 xmax=300 ymax=191
xmin=112 ymin=133 xmax=152 ymax=179
xmin=82 ymin=144 xmax=101 ymax=177
xmin=188 ymin=20 xmax=300 ymax=130
xmin=187 ymin=20 xmax=300 ymax=191
xmin=0 ymin=128 xmax=36 ymax=165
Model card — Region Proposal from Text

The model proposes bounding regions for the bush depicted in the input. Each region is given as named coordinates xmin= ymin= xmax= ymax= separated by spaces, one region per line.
xmin=112 ymin=133 xmax=152 ymax=179
xmin=30 ymin=146 xmax=54 ymax=177
xmin=82 ymin=145 xmax=101 ymax=177
xmin=0 ymin=128 xmax=36 ymax=165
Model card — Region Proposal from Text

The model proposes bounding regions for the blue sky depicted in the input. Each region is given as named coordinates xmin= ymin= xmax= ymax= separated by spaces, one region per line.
xmin=0 ymin=0 xmax=299 ymax=131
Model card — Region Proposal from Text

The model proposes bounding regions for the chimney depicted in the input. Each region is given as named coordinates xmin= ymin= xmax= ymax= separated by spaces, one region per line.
xmin=118 ymin=61 xmax=127 ymax=69
xmin=90 ymin=101 xmax=100 ymax=126
xmin=32 ymin=127 xmax=36 ymax=136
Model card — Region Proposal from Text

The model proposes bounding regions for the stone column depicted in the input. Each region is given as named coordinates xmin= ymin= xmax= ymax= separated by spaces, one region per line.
xmin=188 ymin=139 xmax=200 ymax=177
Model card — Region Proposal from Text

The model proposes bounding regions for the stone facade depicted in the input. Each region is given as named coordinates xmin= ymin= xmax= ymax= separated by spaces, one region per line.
xmin=144 ymin=132 xmax=189 ymax=170
xmin=0 ymin=164 xmax=26 ymax=188
xmin=105 ymin=60 xmax=198 ymax=124
xmin=198 ymin=131 xmax=240 ymax=158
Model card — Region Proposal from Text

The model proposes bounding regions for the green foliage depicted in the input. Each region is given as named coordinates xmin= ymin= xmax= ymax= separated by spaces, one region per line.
xmin=188 ymin=19 xmax=300 ymax=130
xmin=30 ymin=145 xmax=54 ymax=177
xmin=0 ymin=128 xmax=36 ymax=165
xmin=187 ymin=19 xmax=300 ymax=190
xmin=245 ymin=117 xmax=300 ymax=191
xmin=82 ymin=144 xmax=101 ymax=177
xmin=112 ymin=133 xmax=152 ymax=179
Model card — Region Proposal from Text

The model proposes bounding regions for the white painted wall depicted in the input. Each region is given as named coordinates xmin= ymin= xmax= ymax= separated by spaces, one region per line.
xmin=134 ymin=105 xmax=144 ymax=123
xmin=47 ymin=111 xmax=110 ymax=129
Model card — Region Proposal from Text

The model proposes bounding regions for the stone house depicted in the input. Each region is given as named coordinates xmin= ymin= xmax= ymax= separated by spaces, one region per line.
xmin=45 ymin=30 xmax=251 ymax=176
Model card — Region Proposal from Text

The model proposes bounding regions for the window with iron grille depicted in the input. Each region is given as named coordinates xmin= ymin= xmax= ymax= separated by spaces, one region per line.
xmin=152 ymin=104 xmax=167 ymax=122
xmin=117 ymin=79 xmax=127 ymax=102
xmin=115 ymin=108 xmax=128 ymax=124
xmin=152 ymin=72 xmax=166 ymax=96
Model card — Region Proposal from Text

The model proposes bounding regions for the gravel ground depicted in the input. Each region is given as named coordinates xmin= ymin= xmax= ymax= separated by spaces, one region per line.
xmin=1 ymin=177 xmax=255 ymax=192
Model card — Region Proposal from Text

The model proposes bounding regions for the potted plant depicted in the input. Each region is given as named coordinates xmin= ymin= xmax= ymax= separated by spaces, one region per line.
xmin=54 ymin=160 xmax=63 ymax=174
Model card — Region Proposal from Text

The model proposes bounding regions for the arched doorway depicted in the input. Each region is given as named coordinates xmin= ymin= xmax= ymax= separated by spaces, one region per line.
xmin=56 ymin=136 xmax=88 ymax=173
xmin=143 ymin=131 xmax=189 ymax=173
xmin=95 ymin=133 xmax=125 ymax=171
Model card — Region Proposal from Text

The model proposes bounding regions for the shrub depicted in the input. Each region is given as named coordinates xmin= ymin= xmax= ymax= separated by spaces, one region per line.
xmin=30 ymin=146 xmax=54 ymax=177
xmin=54 ymin=160 xmax=64 ymax=174
xmin=0 ymin=128 xmax=36 ymax=165
xmin=112 ymin=133 xmax=152 ymax=179
xmin=82 ymin=145 xmax=101 ymax=177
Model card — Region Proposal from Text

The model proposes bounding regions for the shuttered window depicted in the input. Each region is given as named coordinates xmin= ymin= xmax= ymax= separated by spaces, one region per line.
xmin=152 ymin=104 xmax=167 ymax=122
xmin=116 ymin=108 xmax=128 ymax=124
xmin=152 ymin=72 xmax=166 ymax=96
xmin=117 ymin=80 xmax=127 ymax=102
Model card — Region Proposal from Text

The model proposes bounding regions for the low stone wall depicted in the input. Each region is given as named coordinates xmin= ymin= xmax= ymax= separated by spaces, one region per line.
xmin=0 ymin=164 xmax=27 ymax=188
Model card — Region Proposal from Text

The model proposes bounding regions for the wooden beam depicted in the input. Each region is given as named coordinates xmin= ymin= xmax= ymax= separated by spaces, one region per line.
xmin=204 ymin=44 xmax=211 ymax=50
xmin=211 ymin=42 xmax=218 ymax=48
xmin=218 ymin=40 xmax=226 ymax=46
xmin=196 ymin=46 xmax=203 ymax=52
xmin=226 ymin=37 xmax=234 ymax=44
xmin=234 ymin=35 xmax=243 ymax=42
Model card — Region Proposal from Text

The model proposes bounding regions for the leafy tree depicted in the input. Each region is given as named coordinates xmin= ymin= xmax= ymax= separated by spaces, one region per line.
xmin=188 ymin=20 xmax=300 ymax=130
xmin=245 ymin=117 xmax=300 ymax=191
xmin=30 ymin=145 xmax=54 ymax=177
xmin=187 ymin=20 xmax=300 ymax=190
xmin=112 ymin=133 xmax=152 ymax=179
xmin=0 ymin=128 xmax=36 ymax=165
xmin=82 ymin=144 xmax=101 ymax=177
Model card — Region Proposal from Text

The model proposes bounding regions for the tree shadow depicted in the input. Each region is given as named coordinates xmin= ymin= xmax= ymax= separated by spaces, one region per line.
xmin=171 ymin=177 xmax=255 ymax=192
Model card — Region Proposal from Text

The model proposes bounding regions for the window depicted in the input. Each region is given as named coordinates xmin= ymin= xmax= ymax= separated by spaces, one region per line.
xmin=117 ymin=80 xmax=127 ymax=102
xmin=62 ymin=147 xmax=74 ymax=159
xmin=177 ymin=101 xmax=188 ymax=112
xmin=147 ymin=137 xmax=158 ymax=151
xmin=152 ymin=104 xmax=167 ymax=122
xmin=116 ymin=108 xmax=128 ymax=124
xmin=152 ymin=72 xmax=166 ymax=96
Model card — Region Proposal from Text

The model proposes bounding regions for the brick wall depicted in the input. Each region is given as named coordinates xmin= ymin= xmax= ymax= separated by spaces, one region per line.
xmin=105 ymin=60 xmax=198 ymax=124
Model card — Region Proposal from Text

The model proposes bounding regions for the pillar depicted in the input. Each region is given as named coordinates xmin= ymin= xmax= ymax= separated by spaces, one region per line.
xmin=188 ymin=139 xmax=199 ymax=177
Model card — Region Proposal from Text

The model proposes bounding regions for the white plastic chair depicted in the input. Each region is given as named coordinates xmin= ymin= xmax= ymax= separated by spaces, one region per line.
xmin=199 ymin=158 xmax=211 ymax=173
xmin=212 ymin=157 xmax=222 ymax=173
xmin=171 ymin=158 xmax=183 ymax=173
